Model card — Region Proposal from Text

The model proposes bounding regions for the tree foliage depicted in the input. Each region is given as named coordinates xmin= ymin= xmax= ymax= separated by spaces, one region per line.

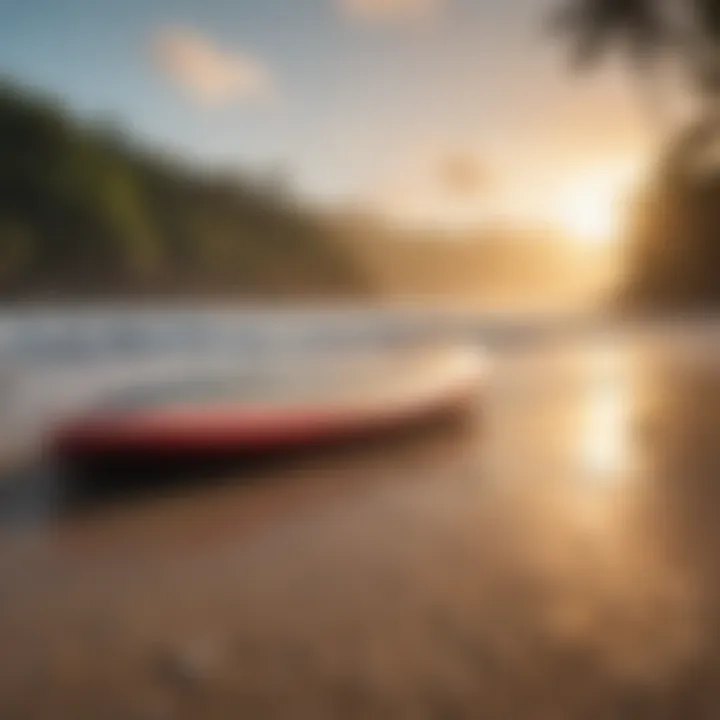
xmin=554 ymin=0 xmax=720 ymax=309
xmin=552 ymin=0 xmax=671 ymax=69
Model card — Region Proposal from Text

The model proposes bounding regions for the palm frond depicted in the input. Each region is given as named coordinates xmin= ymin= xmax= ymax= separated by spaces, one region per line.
xmin=552 ymin=0 xmax=671 ymax=70
xmin=694 ymin=0 xmax=720 ymax=43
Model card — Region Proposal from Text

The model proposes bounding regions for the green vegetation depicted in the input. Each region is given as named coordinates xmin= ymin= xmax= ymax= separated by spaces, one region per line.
xmin=554 ymin=0 xmax=720 ymax=310
xmin=0 ymin=83 xmax=369 ymax=299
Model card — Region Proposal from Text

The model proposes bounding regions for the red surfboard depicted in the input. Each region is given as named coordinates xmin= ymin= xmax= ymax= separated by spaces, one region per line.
xmin=49 ymin=348 xmax=483 ymax=460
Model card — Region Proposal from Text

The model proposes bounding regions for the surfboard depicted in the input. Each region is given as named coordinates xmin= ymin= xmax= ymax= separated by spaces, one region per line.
xmin=49 ymin=348 xmax=483 ymax=460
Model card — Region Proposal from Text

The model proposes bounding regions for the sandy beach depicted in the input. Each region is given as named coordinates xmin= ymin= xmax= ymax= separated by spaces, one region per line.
xmin=1 ymin=327 xmax=720 ymax=719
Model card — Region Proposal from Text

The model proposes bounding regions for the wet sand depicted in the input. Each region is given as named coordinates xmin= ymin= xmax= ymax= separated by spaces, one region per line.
xmin=1 ymin=327 xmax=720 ymax=719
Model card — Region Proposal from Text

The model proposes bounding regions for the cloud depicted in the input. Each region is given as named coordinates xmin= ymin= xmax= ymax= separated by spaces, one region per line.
xmin=339 ymin=0 xmax=442 ymax=24
xmin=153 ymin=27 xmax=271 ymax=106
xmin=438 ymin=154 xmax=491 ymax=196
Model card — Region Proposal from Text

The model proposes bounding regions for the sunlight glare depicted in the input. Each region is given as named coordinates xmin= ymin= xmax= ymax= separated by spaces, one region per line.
xmin=580 ymin=347 xmax=633 ymax=483
xmin=557 ymin=182 xmax=619 ymax=247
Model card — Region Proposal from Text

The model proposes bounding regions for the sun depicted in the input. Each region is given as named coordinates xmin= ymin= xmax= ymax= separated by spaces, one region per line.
xmin=556 ymin=183 xmax=619 ymax=247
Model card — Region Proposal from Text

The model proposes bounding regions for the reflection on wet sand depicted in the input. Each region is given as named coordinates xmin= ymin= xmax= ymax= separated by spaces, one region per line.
xmin=1 ymin=329 xmax=719 ymax=718
xmin=485 ymin=338 xmax=707 ymax=703
xmin=579 ymin=346 xmax=634 ymax=483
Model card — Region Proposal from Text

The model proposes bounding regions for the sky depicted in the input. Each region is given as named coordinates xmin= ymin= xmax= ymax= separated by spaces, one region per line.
xmin=0 ymin=0 xmax=653 ymax=225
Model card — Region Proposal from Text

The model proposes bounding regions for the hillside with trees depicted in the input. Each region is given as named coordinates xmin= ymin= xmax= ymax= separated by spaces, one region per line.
xmin=0 ymin=83 xmax=370 ymax=300
xmin=333 ymin=214 xmax=587 ymax=307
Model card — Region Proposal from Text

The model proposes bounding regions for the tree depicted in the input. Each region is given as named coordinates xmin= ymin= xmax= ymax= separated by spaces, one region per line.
xmin=553 ymin=1 xmax=720 ymax=309
xmin=553 ymin=0 xmax=720 ymax=124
